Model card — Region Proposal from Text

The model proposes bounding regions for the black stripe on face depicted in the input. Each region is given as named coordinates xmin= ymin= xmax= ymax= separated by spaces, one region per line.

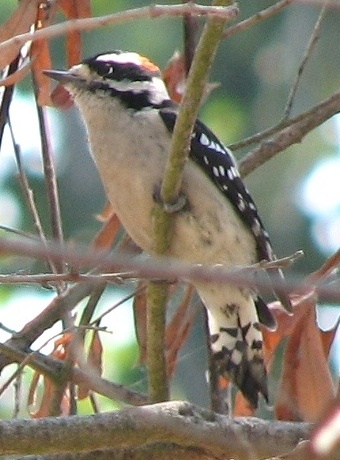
xmin=87 ymin=81 xmax=171 ymax=111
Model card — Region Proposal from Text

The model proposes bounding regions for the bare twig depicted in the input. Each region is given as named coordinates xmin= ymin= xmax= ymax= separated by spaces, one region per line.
xmin=3 ymin=237 xmax=340 ymax=303
xmin=284 ymin=2 xmax=328 ymax=118
xmin=32 ymin=79 xmax=65 ymax=279
xmin=239 ymin=91 xmax=340 ymax=177
xmin=223 ymin=0 xmax=293 ymax=39
xmin=0 ymin=4 xmax=238 ymax=66
xmin=0 ymin=342 xmax=147 ymax=406
xmin=8 ymin=119 xmax=60 ymax=275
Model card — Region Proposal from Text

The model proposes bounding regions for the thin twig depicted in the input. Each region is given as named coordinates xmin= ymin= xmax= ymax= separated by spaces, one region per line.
xmin=2 ymin=237 xmax=340 ymax=303
xmin=223 ymin=0 xmax=293 ymax=39
xmin=0 ymin=342 xmax=147 ymax=406
xmin=0 ymin=4 xmax=238 ymax=64
xmin=238 ymin=91 xmax=340 ymax=177
xmin=0 ymin=273 xmax=128 ymax=284
xmin=90 ymin=284 xmax=147 ymax=325
xmin=32 ymin=76 xmax=65 ymax=280
xmin=284 ymin=2 xmax=328 ymax=118
xmin=8 ymin=119 xmax=59 ymax=274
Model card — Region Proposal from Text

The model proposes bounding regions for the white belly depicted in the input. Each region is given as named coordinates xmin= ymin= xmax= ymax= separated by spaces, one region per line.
xmin=81 ymin=99 xmax=257 ymax=269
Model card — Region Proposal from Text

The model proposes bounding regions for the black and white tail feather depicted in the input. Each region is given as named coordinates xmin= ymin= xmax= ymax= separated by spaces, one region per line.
xmin=45 ymin=50 xmax=292 ymax=408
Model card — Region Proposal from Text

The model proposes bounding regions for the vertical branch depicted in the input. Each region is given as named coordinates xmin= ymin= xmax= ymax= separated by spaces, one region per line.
xmin=182 ymin=0 xmax=222 ymax=413
xmin=33 ymin=87 xmax=65 ymax=275
xmin=146 ymin=281 xmax=170 ymax=402
xmin=146 ymin=0 xmax=237 ymax=404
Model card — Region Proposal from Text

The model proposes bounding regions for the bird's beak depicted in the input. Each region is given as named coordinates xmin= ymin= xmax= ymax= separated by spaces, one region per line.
xmin=43 ymin=70 xmax=85 ymax=86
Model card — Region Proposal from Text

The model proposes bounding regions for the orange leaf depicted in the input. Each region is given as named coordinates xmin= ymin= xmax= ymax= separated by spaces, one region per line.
xmin=59 ymin=0 xmax=92 ymax=67
xmin=163 ymin=51 xmax=186 ymax=103
xmin=78 ymin=331 xmax=103 ymax=400
xmin=165 ymin=285 xmax=195 ymax=377
xmin=321 ymin=319 xmax=340 ymax=358
xmin=234 ymin=391 xmax=256 ymax=417
xmin=88 ymin=331 xmax=103 ymax=374
xmin=31 ymin=38 xmax=52 ymax=106
xmin=92 ymin=211 xmax=121 ymax=249
xmin=275 ymin=296 xmax=336 ymax=422
xmin=29 ymin=374 xmax=70 ymax=418
xmin=0 ymin=0 xmax=39 ymax=70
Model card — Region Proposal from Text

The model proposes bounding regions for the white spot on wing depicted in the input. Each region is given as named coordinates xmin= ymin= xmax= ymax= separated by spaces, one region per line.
xmin=200 ymin=133 xmax=210 ymax=146
xmin=252 ymin=218 xmax=262 ymax=236
xmin=219 ymin=165 xmax=225 ymax=176
xmin=213 ymin=166 xmax=219 ymax=177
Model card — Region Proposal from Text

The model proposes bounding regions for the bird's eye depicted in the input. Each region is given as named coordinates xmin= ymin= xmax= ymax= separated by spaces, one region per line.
xmin=96 ymin=62 xmax=115 ymax=78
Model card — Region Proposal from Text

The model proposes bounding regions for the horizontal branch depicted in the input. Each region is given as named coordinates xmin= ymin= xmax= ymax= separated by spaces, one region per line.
xmin=0 ymin=401 xmax=311 ymax=459
xmin=1 ymin=237 xmax=340 ymax=302
xmin=0 ymin=3 xmax=238 ymax=66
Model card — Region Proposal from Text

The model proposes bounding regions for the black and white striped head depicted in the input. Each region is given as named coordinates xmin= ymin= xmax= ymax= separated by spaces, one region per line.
xmin=44 ymin=51 xmax=171 ymax=110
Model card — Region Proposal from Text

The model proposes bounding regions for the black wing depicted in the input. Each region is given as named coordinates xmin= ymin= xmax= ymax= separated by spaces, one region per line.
xmin=159 ymin=108 xmax=272 ymax=261
xmin=159 ymin=107 xmax=292 ymax=315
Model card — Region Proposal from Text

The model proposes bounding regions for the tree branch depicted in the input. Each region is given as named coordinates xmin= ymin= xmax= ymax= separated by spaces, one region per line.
xmin=0 ymin=401 xmax=311 ymax=459
xmin=0 ymin=3 xmax=238 ymax=72
xmin=146 ymin=0 xmax=238 ymax=404
xmin=238 ymin=91 xmax=340 ymax=177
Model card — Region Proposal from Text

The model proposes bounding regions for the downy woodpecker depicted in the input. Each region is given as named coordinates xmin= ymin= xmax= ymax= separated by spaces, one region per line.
xmin=45 ymin=51 xmax=291 ymax=407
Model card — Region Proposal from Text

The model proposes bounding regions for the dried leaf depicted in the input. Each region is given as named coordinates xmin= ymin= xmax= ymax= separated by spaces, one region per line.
xmin=92 ymin=211 xmax=121 ymax=249
xmin=28 ymin=334 xmax=71 ymax=418
xmin=78 ymin=331 xmax=103 ymax=400
xmin=0 ymin=58 xmax=33 ymax=87
xmin=165 ymin=285 xmax=195 ymax=377
xmin=133 ymin=281 xmax=148 ymax=364
xmin=29 ymin=375 xmax=69 ymax=418
xmin=58 ymin=0 xmax=91 ymax=21
xmin=88 ymin=331 xmax=103 ymax=374
xmin=275 ymin=296 xmax=336 ymax=422
xmin=0 ymin=0 xmax=39 ymax=70
xmin=59 ymin=0 xmax=92 ymax=67
xmin=234 ymin=391 xmax=256 ymax=417
xmin=31 ymin=38 xmax=52 ymax=106
xmin=163 ymin=51 xmax=186 ymax=103
xmin=31 ymin=1 xmax=57 ymax=106
xmin=96 ymin=201 xmax=115 ymax=222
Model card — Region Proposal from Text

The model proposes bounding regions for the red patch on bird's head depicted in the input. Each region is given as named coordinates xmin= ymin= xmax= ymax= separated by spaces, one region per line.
xmin=139 ymin=55 xmax=160 ymax=73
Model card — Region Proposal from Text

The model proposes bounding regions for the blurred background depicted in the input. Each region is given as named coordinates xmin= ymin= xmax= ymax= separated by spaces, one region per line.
xmin=1 ymin=0 xmax=340 ymax=418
